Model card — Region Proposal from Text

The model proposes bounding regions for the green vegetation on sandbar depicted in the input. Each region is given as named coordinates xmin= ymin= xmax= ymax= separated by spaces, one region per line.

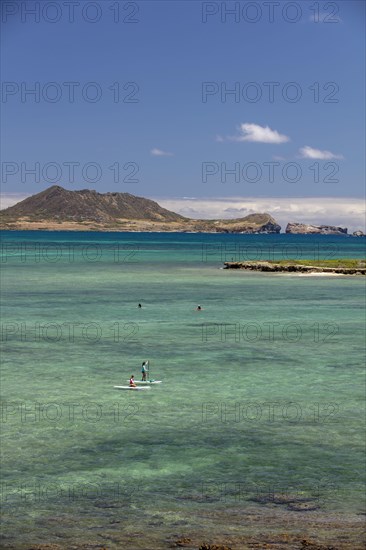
xmin=273 ymin=259 xmax=366 ymax=268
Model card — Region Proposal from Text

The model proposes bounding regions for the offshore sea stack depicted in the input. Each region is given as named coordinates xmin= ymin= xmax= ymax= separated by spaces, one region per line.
xmin=285 ymin=223 xmax=348 ymax=235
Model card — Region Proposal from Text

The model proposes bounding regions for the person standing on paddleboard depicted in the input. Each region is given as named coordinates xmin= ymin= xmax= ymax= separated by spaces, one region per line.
xmin=141 ymin=361 xmax=149 ymax=381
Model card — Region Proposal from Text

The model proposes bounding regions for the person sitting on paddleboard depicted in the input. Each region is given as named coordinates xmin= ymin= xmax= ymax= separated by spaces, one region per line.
xmin=129 ymin=375 xmax=137 ymax=387
xmin=141 ymin=361 xmax=149 ymax=381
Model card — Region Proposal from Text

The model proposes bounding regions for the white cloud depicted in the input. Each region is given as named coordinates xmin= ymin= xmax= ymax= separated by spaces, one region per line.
xmin=299 ymin=145 xmax=344 ymax=160
xmin=230 ymin=123 xmax=290 ymax=144
xmin=0 ymin=193 xmax=30 ymax=210
xmin=150 ymin=148 xmax=173 ymax=157
xmin=156 ymin=197 xmax=365 ymax=233
xmin=215 ymin=134 xmax=224 ymax=142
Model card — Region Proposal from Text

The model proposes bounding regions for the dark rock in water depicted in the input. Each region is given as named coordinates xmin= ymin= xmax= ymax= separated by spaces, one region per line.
xmin=352 ymin=230 xmax=365 ymax=237
xmin=250 ymin=492 xmax=317 ymax=505
xmin=26 ymin=546 xmax=63 ymax=549
xmin=176 ymin=493 xmax=221 ymax=503
xmin=172 ymin=537 xmax=192 ymax=547
xmin=286 ymin=223 xmax=347 ymax=235
xmin=93 ymin=500 xmax=123 ymax=509
xmin=287 ymin=501 xmax=321 ymax=511
xmin=301 ymin=540 xmax=338 ymax=549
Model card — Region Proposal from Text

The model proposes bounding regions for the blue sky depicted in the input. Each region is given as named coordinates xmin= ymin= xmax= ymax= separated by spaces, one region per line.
xmin=1 ymin=0 xmax=365 ymax=228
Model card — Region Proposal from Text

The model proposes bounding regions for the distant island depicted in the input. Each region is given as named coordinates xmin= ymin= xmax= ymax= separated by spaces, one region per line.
xmin=0 ymin=186 xmax=281 ymax=233
xmin=0 ymin=186 xmax=364 ymax=236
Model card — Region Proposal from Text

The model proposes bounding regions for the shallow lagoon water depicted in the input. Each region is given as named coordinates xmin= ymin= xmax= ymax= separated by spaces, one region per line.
xmin=1 ymin=232 xmax=365 ymax=548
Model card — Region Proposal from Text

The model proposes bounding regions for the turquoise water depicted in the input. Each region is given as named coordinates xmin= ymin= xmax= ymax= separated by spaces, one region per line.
xmin=1 ymin=231 xmax=365 ymax=548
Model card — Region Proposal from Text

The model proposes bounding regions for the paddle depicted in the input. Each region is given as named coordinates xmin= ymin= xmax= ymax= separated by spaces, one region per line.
xmin=148 ymin=360 xmax=152 ymax=382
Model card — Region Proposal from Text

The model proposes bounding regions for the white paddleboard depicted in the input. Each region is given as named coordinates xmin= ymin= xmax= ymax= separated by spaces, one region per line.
xmin=126 ymin=380 xmax=162 ymax=385
xmin=114 ymin=385 xmax=151 ymax=391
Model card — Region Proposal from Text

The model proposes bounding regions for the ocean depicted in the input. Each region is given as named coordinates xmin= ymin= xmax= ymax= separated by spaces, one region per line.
xmin=1 ymin=231 xmax=365 ymax=549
